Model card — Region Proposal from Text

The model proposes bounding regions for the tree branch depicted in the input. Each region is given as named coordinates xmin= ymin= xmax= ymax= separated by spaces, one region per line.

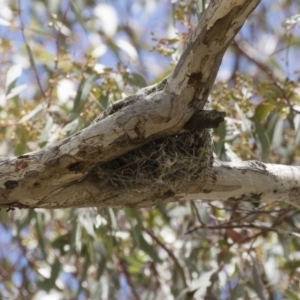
xmin=0 ymin=0 xmax=261 ymax=209
xmin=4 ymin=159 xmax=299 ymax=209
xmin=177 ymin=160 xmax=300 ymax=208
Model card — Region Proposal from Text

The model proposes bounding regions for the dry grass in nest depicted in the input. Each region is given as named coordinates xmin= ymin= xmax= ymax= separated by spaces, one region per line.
xmin=95 ymin=130 xmax=212 ymax=187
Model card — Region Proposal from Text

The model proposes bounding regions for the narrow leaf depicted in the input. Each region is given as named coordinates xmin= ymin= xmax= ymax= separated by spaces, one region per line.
xmin=70 ymin=74 xmax=98 ymax=120
xmin=18 ymin=102 xmax=47 ymax=124
xmin=254 ymin=119 xmax=270 ymax=162
xmin=5 ymin=64 xmax=22 ymax=94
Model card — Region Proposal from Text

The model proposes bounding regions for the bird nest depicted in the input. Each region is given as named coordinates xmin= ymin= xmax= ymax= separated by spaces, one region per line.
xmin=95 ymin=130 xmax=212 ymax=188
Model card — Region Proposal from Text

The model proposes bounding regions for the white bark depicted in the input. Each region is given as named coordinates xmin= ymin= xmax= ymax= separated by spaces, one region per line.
xmin=176 ymin=161 xmax=300 ymax=208
xmin=0 ymin=0 xmax=269 ymax=209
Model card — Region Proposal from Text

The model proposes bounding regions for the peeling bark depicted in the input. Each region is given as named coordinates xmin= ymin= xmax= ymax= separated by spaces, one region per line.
xmin=0 ymin=0 xmax=265 ymax=209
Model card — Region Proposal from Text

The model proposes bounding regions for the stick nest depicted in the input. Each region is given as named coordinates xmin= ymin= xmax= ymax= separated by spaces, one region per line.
xmin=95 ymin=130 xmax=212 ymax=188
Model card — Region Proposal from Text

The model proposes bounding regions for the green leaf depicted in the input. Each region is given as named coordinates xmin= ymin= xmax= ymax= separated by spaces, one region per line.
xmin=39 ymin=116 xmax=53 ymax=146
xmin=107 ymin=208 xmax=117 ymax=230
xmin=235 ymin=102 xmax=251 ymax=132
xmin=18 ymin=102 xmax=47 ymax=124
xmin=126 ymin=209 xmax=160 ymax=261
xmin=70 ymin=214 xmax=81 ymax=255
xmin=254 ymin=119 xmax=270 ymax=162
xmin=266 ymin=112 xmax=278 ymax=142
xmin=15 ymin=142 xmax=26 ymax=156
xmin=79 ymin=212 xmax=96 ymax=238
xmin=138 ymin=232 xmax=160 ymax=262
xmin=97 ymin=254 xmax=107 ymax=278
xmin=294 ymin=114 xmax=300 ymax=145
xmin=38 ymin=258 xmax=61 ymax=292
xmin=70 ymin=74 xmax=98 ymax=121
xmin=5 ymin=64 xmax=22 ymax=94
xmin=126 ymin=209 xmax=142 ymax=228
xmin=271 ymin=118 xmax=283 ymax=147
xmin=98 ymin=93 xmax=109 ymax=110
xmin=77 ymin=249 xmax=91 ymax=297
xmin=252 ymin=263 xmax=265 ymax=299
xmin=254 ymin=103 xmax=275 ymax=122
xmin=6 ymin=84 xmax=27 ymax=100
xmin=283 ymin=260 xmax=300 ymax=270
xmin=49 ymin=258 xmax=61 ymax=288
xmin=126 ymin=73 xmax=147 ymax=90
xmin=34 ymin=211 xmax=47 ymax=259
xmin=214 ymin=121 xmax=226 ymax=156
xmin=0 ymin=209 xmax=9 ymax=226
xmin=157 ymin=204 xmax=171 ymax=222
xmin=52 ymin=233 xmax=70 ymax=254
xmin=190 ymin=270 xmax=216 ymax=298
xmin=175 ymin=287 xmax=190 ymax=300
xmin=285 ymin=290 xmax=300 ymax=300
xmin=230 ymin=283 xmax=245 ymax=299
xmin=62 ymin=118 xmax=80 ymax=136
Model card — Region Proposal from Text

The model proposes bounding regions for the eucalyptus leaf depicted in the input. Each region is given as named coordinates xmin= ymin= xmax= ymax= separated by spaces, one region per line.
xmin=254 ymin=119 xmax=270 ymax=162
xmin=70 ymin=74 xmax=98 ymax=121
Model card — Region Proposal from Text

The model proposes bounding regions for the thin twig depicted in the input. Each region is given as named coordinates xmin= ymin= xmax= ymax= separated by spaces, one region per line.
xmin=186 ymin=222 xmax=278 ymax=235
xmin=191 ymin=201 xmax=205 ymax=225
xmin=144 ymin=228 xmax=189 ymax=287
xmin=18 ymin=0 xmax=47 ymax=100
xmin=119 ymin=259 xmax=142 ymax=300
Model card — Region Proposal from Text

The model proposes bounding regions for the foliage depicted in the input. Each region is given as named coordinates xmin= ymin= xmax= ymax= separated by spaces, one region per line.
xmin=1 ymin=0 xmax=300 ymax=299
